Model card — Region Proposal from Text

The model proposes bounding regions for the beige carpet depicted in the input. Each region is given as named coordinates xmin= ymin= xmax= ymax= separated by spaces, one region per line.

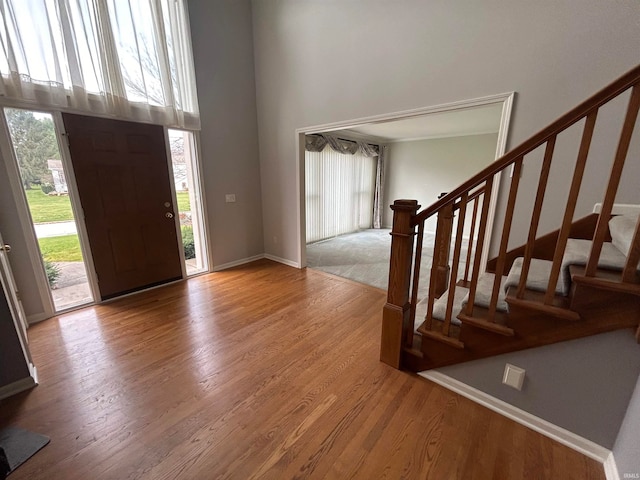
xmin=306 ymin=229 xmax=470 ymax=301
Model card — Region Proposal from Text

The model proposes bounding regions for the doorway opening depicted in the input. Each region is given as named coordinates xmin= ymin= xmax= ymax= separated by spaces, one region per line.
xmin=4 ymin=108 xmax=94 ymax=311
xmin=168 ymin=129 xmax=208 ymax=276
xmin=297 ymin=93 xmax=514 ymax=291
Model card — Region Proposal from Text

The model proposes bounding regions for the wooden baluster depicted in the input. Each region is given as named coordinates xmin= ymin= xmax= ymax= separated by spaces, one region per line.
xmin=380 ymin=199 xmax=420 ymax=368
xmin=409 ymin=222 xmax=425 ymax=337
xmin=463 ymin=197 xmax=479 ymax=284
xmin=426 ymin=205 xmax=452 ymax=331
xmin=464 ymin=177 xmax=494 ymax=316
xmin=622 ymin=217 xmax=640 ymax=283
xmin=443 ymin=193 xmax=468 ymax=336
xmin=432 ymin=203 xmax=454 ymax=297
xmin=517 ymin=138 xmax=556 ymax=298
xmin=545 ymin=111 xmax=598 ymax=304
xmin=586 ymin=84 xmax=640 ymax=277
xmin=489 ymin=158 xmax=523 ymax=318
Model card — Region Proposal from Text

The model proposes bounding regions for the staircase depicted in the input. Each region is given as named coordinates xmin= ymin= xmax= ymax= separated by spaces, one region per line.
xmin=380 ymin=65 xmax=640 ymax=371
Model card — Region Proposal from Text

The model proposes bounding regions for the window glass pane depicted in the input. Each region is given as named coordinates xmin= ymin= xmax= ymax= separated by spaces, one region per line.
xmin=108 ymin=0 xmax=165 ymax=105
xmin=168 ymin=129 xmax=208 ymax=275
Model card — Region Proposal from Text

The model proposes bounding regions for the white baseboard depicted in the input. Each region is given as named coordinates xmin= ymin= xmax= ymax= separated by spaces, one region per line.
xmin=212 ymin=254 xmax=266 ymax=272
xmin=604 ymin=452 xmax=620 ymax=480
xmin=264 ymin=254 xmax=300 ymax=269
xmin=28 ymin=362 xmax=38 ymax=385
xmin=27 ymin=312 xmax=49 ymax=325
xmin=0 ymin=372 xmax=37 ymax=401
xmin=419 ymin=371 xmax=612 ymax=464
xmin=212 ymin=253 xmax=300 ymax=270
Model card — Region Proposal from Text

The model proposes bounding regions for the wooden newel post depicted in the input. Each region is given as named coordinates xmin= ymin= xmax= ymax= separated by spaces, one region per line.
xmin=433 ymin=203 xmax=454 ymax=297
xmin=380 ymin=199 xmax=420 ymax=369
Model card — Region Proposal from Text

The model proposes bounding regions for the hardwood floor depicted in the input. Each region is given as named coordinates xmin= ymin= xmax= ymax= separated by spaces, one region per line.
xmin=0 ymin=260 xmax=605 ymax=479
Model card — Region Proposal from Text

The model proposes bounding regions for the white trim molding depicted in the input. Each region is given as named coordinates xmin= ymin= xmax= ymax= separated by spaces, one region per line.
xmin=419 ymin=370 xmax=612 ymax=464
xmin=264 ymin=254 xmax=300 ymax=269
xmin=27 ymin=312 xmax=50 ymax=325
xmin=212 ymin=254 xmax=301 ymax=272
xmin=212 ymin=254 xmax=267 ymax=272
xmin=604 ymin=452 xmax=621 ymax=480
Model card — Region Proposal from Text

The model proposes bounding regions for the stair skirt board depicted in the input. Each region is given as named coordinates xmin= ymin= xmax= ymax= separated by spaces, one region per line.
xmin=419 ymin=371 xmax=612 ymax=465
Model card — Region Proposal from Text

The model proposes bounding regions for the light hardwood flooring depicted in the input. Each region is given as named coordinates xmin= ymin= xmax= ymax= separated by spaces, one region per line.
xmin=0 ymin=259 xmax=605 ymax=479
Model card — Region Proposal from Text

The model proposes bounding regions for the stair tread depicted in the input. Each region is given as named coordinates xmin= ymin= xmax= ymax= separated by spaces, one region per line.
xmin=431 ymin=286 xmax=468 ymax=325
xmin=503 ymin=239 xmax=628 ymax=297
xmin=505 ymin=257 xmax=567 ymax=295
xmin=461 ymin=273 xmax=509 ymax=312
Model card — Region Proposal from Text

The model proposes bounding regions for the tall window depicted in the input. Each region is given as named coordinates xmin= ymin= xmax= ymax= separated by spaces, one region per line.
xmin=0 ymin=0 xmax=198 ymax=128
xmin=306 ymin=147 xmax=377 ymax=243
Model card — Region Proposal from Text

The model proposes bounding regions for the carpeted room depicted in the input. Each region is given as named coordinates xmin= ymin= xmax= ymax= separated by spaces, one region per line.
xmin=304 ymin=122 xmax=501 ymax=306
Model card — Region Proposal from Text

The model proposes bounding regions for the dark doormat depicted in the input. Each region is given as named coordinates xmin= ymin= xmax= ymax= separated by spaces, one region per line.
xmin=0 ymin=427 xmax=50 ymax=478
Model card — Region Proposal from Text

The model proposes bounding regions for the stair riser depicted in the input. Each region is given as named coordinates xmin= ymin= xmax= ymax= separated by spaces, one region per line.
xmin=570 ymin=282 xmax=640 ymax=315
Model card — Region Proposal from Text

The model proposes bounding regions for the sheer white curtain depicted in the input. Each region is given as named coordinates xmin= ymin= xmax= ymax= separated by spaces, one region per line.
xmin=306 ymin=146 xmax=377 ymax=243
xmin=0 ymin=0 xmax=199 ymax=129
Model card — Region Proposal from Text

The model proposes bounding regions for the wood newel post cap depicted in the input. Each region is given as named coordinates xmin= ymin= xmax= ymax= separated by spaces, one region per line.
xmin=390 ymin=199 xmax=421 ymax=213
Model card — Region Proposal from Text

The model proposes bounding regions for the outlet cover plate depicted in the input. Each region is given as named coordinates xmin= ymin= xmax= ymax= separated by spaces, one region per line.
xmin=502 ymin=363 xmax=525 ymax=391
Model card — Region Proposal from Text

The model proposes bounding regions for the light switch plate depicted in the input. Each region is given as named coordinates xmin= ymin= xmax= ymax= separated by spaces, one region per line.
xmin=502 ymin=363 xmax=525 ymax=390
xmin=225 ymin=194 xmax=236 ymax=203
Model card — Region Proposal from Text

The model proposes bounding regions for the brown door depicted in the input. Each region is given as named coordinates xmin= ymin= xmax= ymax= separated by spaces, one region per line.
xmin=63 ymin=113 xmax=183 ymax=300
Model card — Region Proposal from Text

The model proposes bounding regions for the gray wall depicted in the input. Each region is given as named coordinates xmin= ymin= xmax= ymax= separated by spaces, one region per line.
xmin=251 ymin=0 xmax=640 ymax=265
xmin=188 ymin=0 xmax=264 ymax=267
xmin=613 ymin=373 xmax=640 ymax=477
xmin=436 ymin=329 xmax=640 ymax=448
xmin=383 ymin=134 xmax=499 ymax=231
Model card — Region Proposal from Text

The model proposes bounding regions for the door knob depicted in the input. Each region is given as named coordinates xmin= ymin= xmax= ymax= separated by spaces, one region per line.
xmin=165 ymin=212 xmax=174 ymax=219
xmin=1 ymin=244 xmax=11 ymax=252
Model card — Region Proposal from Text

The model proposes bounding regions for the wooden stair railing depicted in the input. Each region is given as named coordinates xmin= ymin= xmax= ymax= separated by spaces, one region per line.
xmin=381 ymin=64 xmax=640 ymax=368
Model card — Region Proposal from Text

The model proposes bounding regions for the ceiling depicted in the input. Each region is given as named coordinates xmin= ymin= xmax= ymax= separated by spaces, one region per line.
xmin=340 ymin=103 xmax=503 ymax=143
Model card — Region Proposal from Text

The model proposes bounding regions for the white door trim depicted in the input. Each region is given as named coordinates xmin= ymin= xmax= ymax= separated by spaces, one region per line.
xmin=295 ymin=92 xmax=515 ymax=269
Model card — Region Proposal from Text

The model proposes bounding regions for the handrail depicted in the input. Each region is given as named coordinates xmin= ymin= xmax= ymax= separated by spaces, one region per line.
xmin=453 ymin=185 xmax=485 ymax=211
xmin=412 ymin=64 xmax=640 ymax=227
xmin=381 ymin=64 xmax=640 ymax=370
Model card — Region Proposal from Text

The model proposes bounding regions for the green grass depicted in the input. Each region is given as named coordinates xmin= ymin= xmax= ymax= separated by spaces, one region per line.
xmin=25 ymin=189 xmax=73 ymax=223
xmin=38 ymin=235 xmax=84 ymax=262
xmin=176 ymin=191 xmax=191 ymax=212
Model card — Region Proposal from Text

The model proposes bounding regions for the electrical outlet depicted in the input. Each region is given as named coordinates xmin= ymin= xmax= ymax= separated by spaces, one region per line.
xmin=502 ymin=363 xmax=525 ymax=391
xmin=225 ymin=194 xmax=236 ymax=203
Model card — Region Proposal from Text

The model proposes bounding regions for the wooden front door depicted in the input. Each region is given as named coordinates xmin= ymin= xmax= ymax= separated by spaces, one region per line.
xmin=63 ymin=114 xmax=183 ymax=300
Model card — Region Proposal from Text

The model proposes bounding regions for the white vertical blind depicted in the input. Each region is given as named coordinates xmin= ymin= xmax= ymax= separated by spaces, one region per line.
xmin=306 ymin=146 xmax=377 ymax=243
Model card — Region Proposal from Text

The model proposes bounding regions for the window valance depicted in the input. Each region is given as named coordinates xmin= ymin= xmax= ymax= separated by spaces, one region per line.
xmin=305 ymin=134 xmax=379 ymax=157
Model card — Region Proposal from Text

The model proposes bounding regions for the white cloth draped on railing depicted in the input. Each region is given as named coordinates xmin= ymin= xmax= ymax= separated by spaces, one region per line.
xmin=305 ymin=133 xmax=385 ymax=229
